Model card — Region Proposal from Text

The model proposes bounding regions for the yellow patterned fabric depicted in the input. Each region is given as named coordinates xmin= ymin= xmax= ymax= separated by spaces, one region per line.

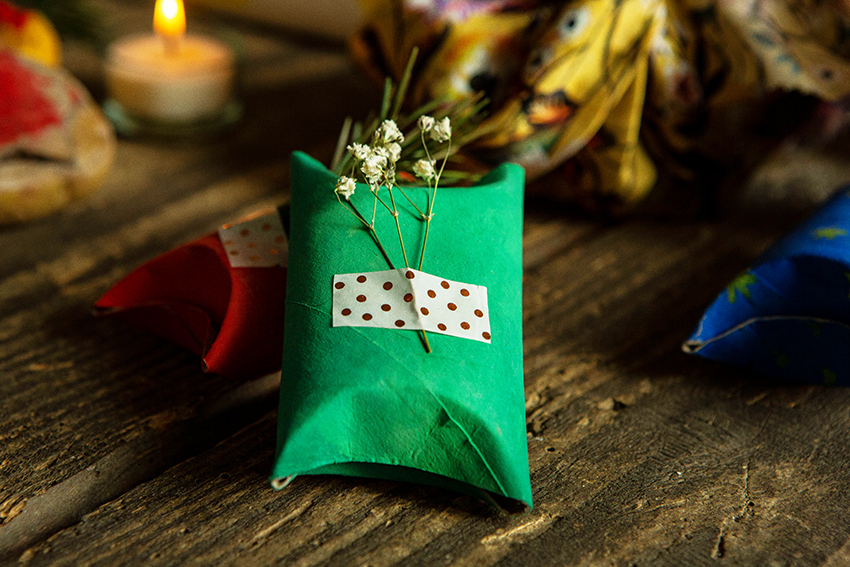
xmin=0 ymin=2 xmax=61 ymax=67
xmin=352 ymin=0 xmax=850 ymax=214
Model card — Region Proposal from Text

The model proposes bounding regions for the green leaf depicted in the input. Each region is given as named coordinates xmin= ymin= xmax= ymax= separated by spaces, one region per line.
xmin=812 ymin=227 xmax=848 ymax=240
xmin=726 ymin=273 xmax=757 ymax=303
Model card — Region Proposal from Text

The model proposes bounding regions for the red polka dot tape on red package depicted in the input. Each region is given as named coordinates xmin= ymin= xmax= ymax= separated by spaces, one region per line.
xmin=218 ymin=211 xmax=288 ymax=268
xmin=332 ymin=269 xmax=491 ymax=344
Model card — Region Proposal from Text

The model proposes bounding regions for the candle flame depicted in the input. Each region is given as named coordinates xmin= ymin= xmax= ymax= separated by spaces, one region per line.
xmin=154 ymin=0 xmax=185 ymax=39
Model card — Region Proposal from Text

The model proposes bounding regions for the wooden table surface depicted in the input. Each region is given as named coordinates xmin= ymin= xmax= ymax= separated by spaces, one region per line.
xmin=5 ymin=2 xmax=850 ymax=565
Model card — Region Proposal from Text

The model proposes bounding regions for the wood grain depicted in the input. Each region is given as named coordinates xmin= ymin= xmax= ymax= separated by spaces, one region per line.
xmin=4 ymin=1 xmax=850 ymax=564
xmin=12 ymin=211 xmax=850 ymax=566
xmin=0 ymin=5 xmax=376 ymax=555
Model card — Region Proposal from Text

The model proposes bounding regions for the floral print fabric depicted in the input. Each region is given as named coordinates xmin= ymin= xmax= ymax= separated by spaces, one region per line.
xmin=352 ymin=0 xmax=850 ymax=214
xmin=685 ymin=188 xmax=850 ymax=385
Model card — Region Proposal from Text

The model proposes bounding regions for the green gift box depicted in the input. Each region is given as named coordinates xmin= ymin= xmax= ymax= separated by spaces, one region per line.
xmin=271 ymin=151 xmax=532 ymax=509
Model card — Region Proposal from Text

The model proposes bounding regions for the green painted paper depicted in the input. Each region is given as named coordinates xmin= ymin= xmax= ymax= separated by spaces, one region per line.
xmin=271 ymin=151 xmax=532 ymax=509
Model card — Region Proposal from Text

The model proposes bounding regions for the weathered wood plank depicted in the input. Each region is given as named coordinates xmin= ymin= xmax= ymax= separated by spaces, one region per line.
xmin=0 ymin=10 xmax=604 ymax=557
xmin=6 ymin=1 xmax=850 ymax=564
xmin=0 ymin=17 xmax=374 ymax=547
xmin=12 ymin=197 xmax=850 ymax=565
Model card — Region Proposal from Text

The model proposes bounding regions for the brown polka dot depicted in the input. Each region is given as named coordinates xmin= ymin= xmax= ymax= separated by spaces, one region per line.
xmin=381 ymin=304 xmax=392 ymax=312
xmin=240 ymin=229 xmax=250 ymax=237
xmin=395 ymin=320 xmax=405 ymax=327
xmin=405 ymin=271 xmax=415 ymax=279
xmin=275 ymin=235 xmax=285 ymax=243
xmin=441 ymin=281 xmax=450 ymax=289
xmin=250 ymin=255 xmax=259 ymax=262
xmin=356 ymin=295 xmax=367 ymax=303
xmin=341 ymin=308 xmax=351 ymax=316
xmin=357 ymin=275 xmax=367 ymax=283
xmin=362 ymin=313 xmax=373 ymax=321
xmin=223 ymin=240 xmax=233 ymax=245
xmin=270 ymin=248 xmax=279 ymax=255
xmin=335 ymin=282 xmax=345 ymax=289
xmin=461 ymin=288 xmax=470 ymax=297
xmin=427 ymin=290 xmax=436 ymax=299
xmin=403 ymin=293 xmax=414 ymax=303
xmin=248 ymin=242 xmax=257 ymax=248
xmin=262 ymin=223 xmax=271 ymax=231
xmin=447 ymin=303 xmax=457 ymax=311
xmin=474 ymin=309 xmax=484 ymax=318
xmin=383 ymin=281 xmax=393 ymax=290
xmin=437 ymin=323 xmax=447 ymax=331
xmin=482 ymin=332 xmax=491 ymax=340
xmin=229 ymin=250 xmax=238 ymax=256
xmin=460 ymin=322 xmax=470 ymax=330
xmin=420 ymin=307 xmax=429 ymax=316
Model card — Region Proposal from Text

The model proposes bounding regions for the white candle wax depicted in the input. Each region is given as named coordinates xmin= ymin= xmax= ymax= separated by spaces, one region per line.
xmin=106 ymin=34 xmax=234 ymax=122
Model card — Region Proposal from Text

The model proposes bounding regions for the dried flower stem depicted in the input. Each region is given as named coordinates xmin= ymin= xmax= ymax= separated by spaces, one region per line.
xmin=344 ymin=177 xmax=430 ymax=353
xmin=370 ymin=187 xmax=395 ymax=217
xmin=369 ymin=227 xmax=396 ymax=271
xmin=395 ymin=185 xmax=426 ymax=218
xmin=345 ymin=198 xmax=396 ymax=270
xmin=417 ymin=136 xmax=451 ymax=271
xmin=330 ymin=48 xmax=479 ymax=355
xmin=385 ymin=185 xmax=410 ymax=268
xmin=419 ymin=328 xmax=432 ymax=353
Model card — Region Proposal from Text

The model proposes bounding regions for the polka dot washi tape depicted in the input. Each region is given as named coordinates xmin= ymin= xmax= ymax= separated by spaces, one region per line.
xmin=332 ymin=268 xmax=491 ymax=343
xmin=218 ymin=211 xmax=288 ymax=268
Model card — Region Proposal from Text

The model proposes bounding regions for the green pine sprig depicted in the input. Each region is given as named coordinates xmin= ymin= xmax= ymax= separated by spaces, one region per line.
xmin=331 ymin=47 xmax=496 ymax=183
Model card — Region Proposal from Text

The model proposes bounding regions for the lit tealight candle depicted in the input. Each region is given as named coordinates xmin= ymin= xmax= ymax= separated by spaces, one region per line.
xmin=105 ymin=0 xmax=235 ymax=125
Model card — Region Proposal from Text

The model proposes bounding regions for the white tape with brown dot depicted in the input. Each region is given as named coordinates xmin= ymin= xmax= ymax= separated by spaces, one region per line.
xmin=218 ymin=211 xmax=288 ymax=268
xmin=332 ymin=269 xmax=491 ymax=343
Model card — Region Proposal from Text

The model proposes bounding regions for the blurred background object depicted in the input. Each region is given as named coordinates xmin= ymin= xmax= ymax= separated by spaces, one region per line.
xmin=102 ymin=0 xmax=241 ymax=137
xmin=188 ymin=0 xmax=361 ymax=42
xmin=0 ymin=0 xmax=62 ymax=65
xmin=350 ymin=0 xmax=850 ymax=217
xmin=0 ymin=1 xmax=114 ymax=225
xmin=8 ymin=0 xmax=103 ymax=46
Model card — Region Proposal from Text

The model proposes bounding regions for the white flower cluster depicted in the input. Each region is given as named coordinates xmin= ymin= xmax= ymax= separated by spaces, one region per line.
xmin=335 ymin=176 xmax=356 ymax=200
xmin=418 ymin=115 xmax=451 ymax=143
xmin=378 ymin=119 xmax=404 ymax=144
xmin=413 ymin=115 xmax=451 ymax=181
xmin=335 ymin=114 xmax=452 ymax=217
xmin=413 ymin=159 xmax=435 ymax=180
xmin=345 ymin=119 xmax=406 ymax=188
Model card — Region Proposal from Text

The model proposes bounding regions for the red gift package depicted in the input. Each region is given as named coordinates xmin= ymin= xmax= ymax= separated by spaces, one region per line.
xmin=94 ymin=209 xmax=287 ymax=379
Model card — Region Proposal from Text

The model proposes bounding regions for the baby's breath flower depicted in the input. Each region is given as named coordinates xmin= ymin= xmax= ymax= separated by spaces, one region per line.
xmin=386 ymin=142 xmax=402 ymax=163
xmin=335 ymin=176 xmax=356 ymax=200
xmin=347 ymin=142 xmax=370 ymax=160
xmin=413 ymin=158 xmax=436 ymax=180
xmin=418 ymin=115 xmax=435 ymax=132
xmin=372 ymin=146 xmax=389 ymax=160
xmin=430 ymin=116 xmax=452 ymax=143
xmin=379 ymin=119 xmax=404 ymax=144
xmin=361 ymin=150 xmax=388 ymax=184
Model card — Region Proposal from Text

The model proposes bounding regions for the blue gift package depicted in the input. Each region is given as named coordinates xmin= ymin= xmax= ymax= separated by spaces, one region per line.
xmin=684 ymin=188 xmax=850 ymax=385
